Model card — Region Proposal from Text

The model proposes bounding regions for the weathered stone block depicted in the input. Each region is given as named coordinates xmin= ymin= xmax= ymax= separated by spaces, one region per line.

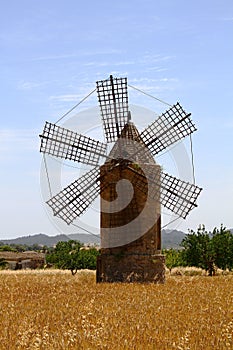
xmin=96 ymin=253 xmax=165 ymax=283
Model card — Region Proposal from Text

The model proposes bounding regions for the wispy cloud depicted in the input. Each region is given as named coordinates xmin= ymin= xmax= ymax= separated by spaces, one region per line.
xmin=128 ymin=77 xmax=179 ymax=98
xmin=83 ymin=60 xmax=136 ymax=68
xmin=146 ymin=67 xmax=168 ymax=73
xmin=0 ymin=129 xmax=38 ymax=156
xmin=82 ymin=54 xmax=174 ymax=69
xmin=129 ymin=77 xmax=178 ymax=84
xmin=17 ymin=80 xmax=48 ymax=90
xmin=139 ymin=54 xmax=175 ymax=64
xmin=31 ymin=53 xmax=79 ymax=62
xmin=219 ymin=17 xmax=233 ymax=21
xmin=49 ymin=83 xmax=96 ymax=104
xmin=49 ymin=94 xmax=83 ymax=102
xmin=31 ymin=49 xmax=123 ymax=62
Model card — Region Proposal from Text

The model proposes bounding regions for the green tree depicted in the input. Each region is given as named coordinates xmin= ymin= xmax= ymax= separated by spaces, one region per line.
xmin=46 ymin=240 xmax=99 ymax=275
xmin=76 ymin=248 xmax=99 ymax=270
xmin=181 ymin=225 xmax=233 ymax=275
xmin=46 ymin=240 xmax=82 ymax=274
xmin=181 ymin=225 xmax=215 ymax=275
xmin=9 ymin=244 xmax=27 ymax=252
xmin=164 ymin=249 xmax=184 ymax=273
xmin=211 ymin=225 xmax=233 ymax=271
xmin=0 ymin=245 xmax=17 ymax=252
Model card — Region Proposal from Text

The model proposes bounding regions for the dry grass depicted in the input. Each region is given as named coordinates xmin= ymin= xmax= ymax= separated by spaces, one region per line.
xmin=0 ymin=269 xmax=233 ymax=349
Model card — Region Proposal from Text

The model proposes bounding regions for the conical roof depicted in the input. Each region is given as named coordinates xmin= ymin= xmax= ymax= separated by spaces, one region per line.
xmin=107 ymin=121 xmax=155 ymax=164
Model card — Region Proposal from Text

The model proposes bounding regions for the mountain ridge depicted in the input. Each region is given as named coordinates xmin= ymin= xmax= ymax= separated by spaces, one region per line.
xmin=0 ymin=233 xmax=70 ymax=247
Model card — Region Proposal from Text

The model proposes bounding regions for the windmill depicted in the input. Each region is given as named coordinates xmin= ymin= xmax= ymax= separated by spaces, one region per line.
xmin=39 ymin=75 xmax=202 ymax=283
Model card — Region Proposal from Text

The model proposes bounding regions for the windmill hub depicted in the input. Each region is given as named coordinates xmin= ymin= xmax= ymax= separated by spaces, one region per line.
xmin=39 ymin=75 xmax=202 ymax=283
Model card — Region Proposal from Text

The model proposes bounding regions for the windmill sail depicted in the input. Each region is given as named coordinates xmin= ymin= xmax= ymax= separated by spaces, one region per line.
xmin=140 ymin=103 xmax=196 ymax=156
xmin=160 ymin=172 xmax=202 ymax=218
xmin=96 ymin=75 xmax=129 ymax=143
xmin=40 ymin=122 xmax=107 ymax=166
xmin=46 ymin=167 xmax=102 ymax=225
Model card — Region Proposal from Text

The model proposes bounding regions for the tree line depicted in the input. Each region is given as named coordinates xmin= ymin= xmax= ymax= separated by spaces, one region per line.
xmin=164 ymin=225 xmax=233 ymax=275
xmin=0 ymin=242 xmax=51 ymax=253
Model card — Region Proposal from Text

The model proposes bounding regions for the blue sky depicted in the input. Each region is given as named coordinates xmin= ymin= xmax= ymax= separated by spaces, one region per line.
xmin=0 ymin=0 xmax=233 ymax=239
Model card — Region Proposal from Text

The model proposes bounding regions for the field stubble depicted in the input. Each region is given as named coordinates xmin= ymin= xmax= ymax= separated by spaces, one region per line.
xmin=0 ymin=269 xmax=232 ymax=350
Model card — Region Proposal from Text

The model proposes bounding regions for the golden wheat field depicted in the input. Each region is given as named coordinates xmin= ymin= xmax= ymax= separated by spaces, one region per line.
xmin=0 ymin=270 xmax=233 ymax=350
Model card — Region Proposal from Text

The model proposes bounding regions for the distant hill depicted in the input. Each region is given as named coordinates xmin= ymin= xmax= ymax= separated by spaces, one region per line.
xmin=162 ymin=229 xmax=186 ymax=249
xmin=0 ymin=233 xmax=100 ymax=247
xmin=68 ymin=233 xmax=100 ymax=244
xmin=0 ymin=230 xmax=187 ymax=248
xmin=0 ymin=233 xmax=70 ymax=247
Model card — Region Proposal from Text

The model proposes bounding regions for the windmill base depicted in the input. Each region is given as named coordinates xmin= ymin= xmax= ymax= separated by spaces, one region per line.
xmin=96 ymin=252 xmax=165 ymax=283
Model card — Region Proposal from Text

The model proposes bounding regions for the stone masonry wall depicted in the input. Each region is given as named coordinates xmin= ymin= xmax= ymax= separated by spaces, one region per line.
xmin=97 ymin=162 xmax=165 ymax=283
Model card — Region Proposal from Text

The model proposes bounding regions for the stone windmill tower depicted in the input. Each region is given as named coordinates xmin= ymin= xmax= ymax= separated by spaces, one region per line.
xmin=39 ymin=75 xmax=202 ymax=283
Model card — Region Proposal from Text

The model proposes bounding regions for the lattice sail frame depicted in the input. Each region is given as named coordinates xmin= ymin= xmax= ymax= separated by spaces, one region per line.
xmin=140 ymin=102 xmax=196 ymax=156
xmin=96 ymin=76 xmax=129 ymax=142
xmin=160 ymin=172 xmax=202 ymax=219
xmin=46 ymin=167 xmax=102 ymax=224
xmin=40 ymin=122 xmax=107 ymax=166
